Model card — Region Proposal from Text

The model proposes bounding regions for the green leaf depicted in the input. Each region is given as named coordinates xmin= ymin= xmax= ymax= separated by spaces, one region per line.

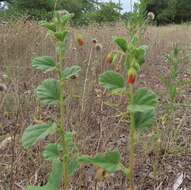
xmin=128 ymin=88 xmax=158 ymax=112
xmin=54 ymin=31 xmax=68 ymax=41
xmin=134 ymin=45 xmax=148 ymax=66
xmin=61 ymin=65 xmax=81 ymax=80
xmin=78 ymin=150 xmax=121 ymax=173
xmin=43 ymin=144 xmax=62 ymax=161
xmin=134 ymin=89 xmax=158 ymax=107
xmin=169 ymin=85 xmax=177 ymax=100
xmin=65 ymin=132 xmax=75 ymax=148
xmin=68 ymin=159 xmax=80 ymax=177
xmin=99 ymin=71 xmax=125 ymax=91
xmin=128 ymin=105 xmax=155 ymax=112
xmin=32 ymin=56 xmax=56 ymax=73
xmin=131 ymin=36 xmax=139 ymax=46
xmin=22 ymin=123 xmax=57 ymax=149
xmin=37 ymin=79 xmax=60 ymax=105
xmin=134 ymin=110 xmax=156 ymax=130
xmin=27 ymin=160 xmax=64 ymax=190
xmin=40 ymin=21 xmax=56 ymax=32
xmin=114 ymin=37 xmax=128 ymax=53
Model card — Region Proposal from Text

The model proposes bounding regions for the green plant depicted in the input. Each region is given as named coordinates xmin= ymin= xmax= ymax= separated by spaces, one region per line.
xmin=163 ymin=45 xmax=181 ymax=103
xmin=21 ymin=11 xmax=82 ymax=190
xmin=79 ymin=35 xmax=158 ymax=189
xmin=159 ymin=45 xmax=185 ymax=154
xmin=125 ymin=11 xmax=147 ymax=38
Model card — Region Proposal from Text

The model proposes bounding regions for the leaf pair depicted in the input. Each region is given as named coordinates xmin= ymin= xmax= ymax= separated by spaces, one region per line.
xmin=32 ymin=56 xmax=81 ymax=77
xmin=128 ymin=88 xmax=158 ymax=130
xmin=22 ymin=126 xmax=79 ymax=190
xmin=22 ymin=123 xmax=62 ymax=190
xmin=43 ymin=141 xmax=79 ymax=177
xmin=99 ymin=71 xmax=158 ymax=130
xmin=32 ymin=56 xmax=81 ymax=105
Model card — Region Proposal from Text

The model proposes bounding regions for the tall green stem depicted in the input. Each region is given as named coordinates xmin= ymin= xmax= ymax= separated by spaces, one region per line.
xmin=60 ymin=81 xmax=69 ymax=190
xmin=128 ymin=84 xmax=136 ymax=190
xmin=57 ymin=43 xmax=69 ymax=190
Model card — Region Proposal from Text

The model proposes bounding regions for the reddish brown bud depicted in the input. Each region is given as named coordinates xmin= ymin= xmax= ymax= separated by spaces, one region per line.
xmin=106 ymin=53 xmax=113 ymax=64
xmin=76 ymin=34 xmax=85 ymax=46
xmin=128 ymin=68 xmax=137 ymax=84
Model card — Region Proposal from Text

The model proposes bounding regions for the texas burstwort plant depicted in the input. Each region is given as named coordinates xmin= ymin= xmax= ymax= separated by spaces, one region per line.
xmin=102 ymin=37 xmax=158 ymax=189
xmin=79 ymin=36 xmax=158 ymax=189
xmin=21 ymin=11 xmax=82 ymax=190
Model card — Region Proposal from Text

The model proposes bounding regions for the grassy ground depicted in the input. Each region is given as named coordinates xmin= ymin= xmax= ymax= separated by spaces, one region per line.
xmin=0 ymin=21 xmax=191 ymax=190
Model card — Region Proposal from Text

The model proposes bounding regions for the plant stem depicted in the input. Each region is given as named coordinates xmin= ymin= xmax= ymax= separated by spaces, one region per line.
xmin=81 ymin=47 xmax=93 ymax=113
xmin=60 ymin=81 xmax=69 ymax=190
xmin=58 ymin=44 xmax=69 ymax=190
xmin=128 ymin=84 xmax=136 ymax=190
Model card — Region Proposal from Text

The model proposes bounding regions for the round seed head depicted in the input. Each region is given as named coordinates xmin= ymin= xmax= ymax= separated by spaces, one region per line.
xmin=92 ymin=38 xmax=97 ymax=44
xmin=147 ymin=12 xmax=155 ymax=20
xmin=95 ymin=43 xmax=103 ymax=51
xmin=0 ymin=83 xmax=7 ymax=92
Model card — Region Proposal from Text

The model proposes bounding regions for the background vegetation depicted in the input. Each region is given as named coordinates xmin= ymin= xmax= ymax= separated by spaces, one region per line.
xmin=1 ymin=0 xmax=191 ymax=25
xmin=139 ymin=0 xmax=191 ymax=24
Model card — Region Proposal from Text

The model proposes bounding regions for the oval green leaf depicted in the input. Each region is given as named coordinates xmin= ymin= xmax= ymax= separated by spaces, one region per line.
xmin=128 ymin=88 xmax=158 ymax=113
xmin=99 ymin=71 xmax=125 ymax=91
xmin=113 ymin=37 xmax=128 ymax=53
xmin=128 ymin=88 xmax=158 ymax=131
xmin=22 ymin=123 xmax=57 ymax=149
xmin=37 ymin=79 xmax=60 ymax=105
xmin=78 ymin=150 xmax=121 ymax=173
xmin=40 ymin=21 xmax=56 ymax=32
xmin=61 ymin=65 xmax=81 ymax=80
xmin=54 ymin=31 xmax=69 ymax=42
xmin=43 ymin=143 xmax=62 ymax=161
xmin=134 ymin=110 xmax=156 ymax=131
xmin=32 ymin=56 xmax=56 ymax=73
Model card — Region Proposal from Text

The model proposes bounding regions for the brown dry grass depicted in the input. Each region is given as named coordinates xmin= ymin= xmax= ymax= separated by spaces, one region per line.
xmin=0 ymin=21 xmax=191 ymax=190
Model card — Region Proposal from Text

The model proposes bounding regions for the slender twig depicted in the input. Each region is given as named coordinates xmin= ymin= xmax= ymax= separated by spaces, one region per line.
xmin=81 ymin=47 xmax=93 ymax=113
